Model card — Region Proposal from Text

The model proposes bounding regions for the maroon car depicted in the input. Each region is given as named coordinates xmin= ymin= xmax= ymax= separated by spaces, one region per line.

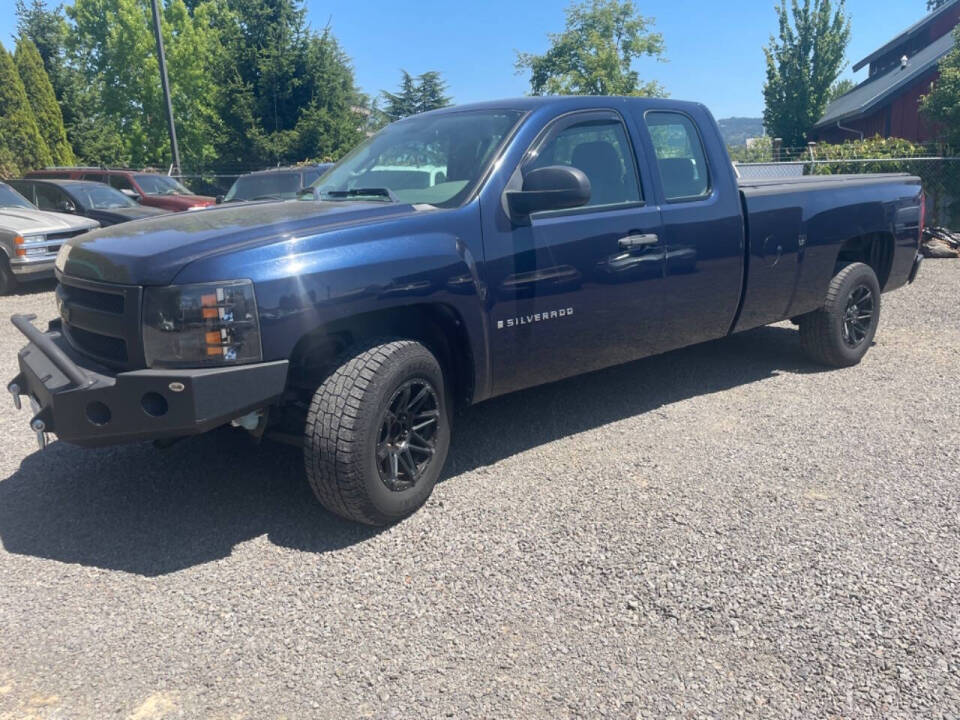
xmin=25 ymin=168 xmax=215 ymax=212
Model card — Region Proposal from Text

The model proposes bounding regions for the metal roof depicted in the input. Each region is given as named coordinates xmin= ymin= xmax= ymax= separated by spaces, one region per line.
xmin=814 ymin=30 xmax=955 ymax=128
xmin=852 ymin=0 xmax=959 ymax=72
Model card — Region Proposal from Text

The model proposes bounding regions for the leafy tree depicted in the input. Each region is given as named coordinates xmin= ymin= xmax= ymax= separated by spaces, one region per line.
xmin=827 ymin=77 xmax=856 ymax=102
xmin=0 ymin=42 xmax=52 ymax=171
xmin=921 ymin=26 xmax=960 ymax=149
xmin=15 ymin=37 xmax=74 ymax=165
xmin=515 ymin=0 xmax=666 ymax=96
xmin=762 ymin=0 xmax=851 ymax=149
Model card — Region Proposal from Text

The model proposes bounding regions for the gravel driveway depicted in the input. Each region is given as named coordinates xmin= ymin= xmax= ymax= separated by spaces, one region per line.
xmin=0 ymin=263 xmax=958 ymax=719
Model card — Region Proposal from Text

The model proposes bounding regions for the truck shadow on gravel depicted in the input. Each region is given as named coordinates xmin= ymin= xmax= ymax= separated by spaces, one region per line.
xmin=0 ymin=325 xmax=822 ymax=576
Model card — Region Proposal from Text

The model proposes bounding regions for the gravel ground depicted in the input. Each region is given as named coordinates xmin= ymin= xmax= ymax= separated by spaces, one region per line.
xmin=0 ymin=263 xmax=958 ymax=719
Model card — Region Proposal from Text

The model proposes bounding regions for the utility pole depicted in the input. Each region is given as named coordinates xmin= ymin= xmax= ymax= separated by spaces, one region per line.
xmin=150 ymin=0 xmax=181 ymax=176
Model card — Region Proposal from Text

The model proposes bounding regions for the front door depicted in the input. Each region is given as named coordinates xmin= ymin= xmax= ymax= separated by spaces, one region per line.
xmin=483 ymin=110 xmax=666 ymax=396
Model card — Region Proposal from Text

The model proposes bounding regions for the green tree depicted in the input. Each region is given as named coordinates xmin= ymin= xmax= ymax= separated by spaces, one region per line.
xmin=382 ymin=70 xmax=452 ymax=121
xmin=762 ymin=0 xmax=851 ymax=149
xmin=211 ymin=0 xmax=363 ymax=168
xmin=15 ymin=0 xmax=89 ymax=159
xmin=382 ymin=71 xmax=419 ymax=120
xmin=0 ymin=41 xmax=52 ymax=171
xmin=921 ymin=27 xmax=960 ymax=149
xmin=15 ymin=37 xmax=74 ymax=165
xmin=515 ymin=0 xmax=666 ymax=96
xmin=68 ymin=0 xmax=238 ymax=169
xmin=415 ymin=71 xmax=452 ymax=113
xmin=827 ymin=77 xmax=856 ymax=102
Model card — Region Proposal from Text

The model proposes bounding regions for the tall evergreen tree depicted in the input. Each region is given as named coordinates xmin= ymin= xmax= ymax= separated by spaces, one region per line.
xmin=0 ymin=42 xmax=52 ymax=172
xmin=382 ymin=70 xmax=452 ymax=121
xmin=382 ymin=71 xmax=419 ymax=121
xmin=415 ymin=71 xmax=452 ymax=114
xmin=211 ymin=0 xmax=363 ymax=168
xmin=762 ymin=0 xmax=851 ymax=149
xmin=15 ymin=37 xmax=74 ymax=165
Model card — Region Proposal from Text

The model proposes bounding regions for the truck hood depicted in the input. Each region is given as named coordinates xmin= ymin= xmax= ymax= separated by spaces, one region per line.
xmin=0 ymin=207 xmax=99 ymax=235
xmin=58 ymin=199 xmax=422 ymax=285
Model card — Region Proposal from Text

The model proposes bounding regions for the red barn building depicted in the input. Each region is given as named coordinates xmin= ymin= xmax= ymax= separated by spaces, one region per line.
xmin=812 ymin=0 xmax=960 ymax=143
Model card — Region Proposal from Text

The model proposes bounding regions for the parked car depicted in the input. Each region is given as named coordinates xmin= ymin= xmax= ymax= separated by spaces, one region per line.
xmin=0 ymin=181 xmax=98 ymax=294
xmin=220 ymin=164 xmax=334 ymax=203
xmin=24 ymin=167 xmax=215 ymax=212
xmin=9 ymin=96 xmax=924 ymax=526
xmin=8 ymin=179 xmax=169 ymax=227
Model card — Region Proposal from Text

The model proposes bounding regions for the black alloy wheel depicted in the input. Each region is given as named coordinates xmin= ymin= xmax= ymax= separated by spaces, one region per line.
xmin=841 ymin=285 xmax=875 ymax=347
xmin=376 ymin=378 xmax=440 ymax=492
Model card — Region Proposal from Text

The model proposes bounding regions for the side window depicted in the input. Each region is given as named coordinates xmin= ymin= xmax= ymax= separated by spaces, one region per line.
xmin=82 ymin=173 xmax=108 ymax=184
xmin=34 ymin=184 xmax=66 ymax=210
xmin=645 ymin=112 xmax=711 ymax=201
xmin=301 ymin=169 xmax=321 ymax=186
xmin=109 ymin=174 xmax=134 ymax=192
xmin=528 ymin=117 xmax=641 ymax=208
xmin=9 ymin=182 xmax=35 ymax=204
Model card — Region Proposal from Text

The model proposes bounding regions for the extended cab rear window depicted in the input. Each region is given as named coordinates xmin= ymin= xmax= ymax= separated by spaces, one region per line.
xmin=645 ymin=112 xmax=711 ymax=202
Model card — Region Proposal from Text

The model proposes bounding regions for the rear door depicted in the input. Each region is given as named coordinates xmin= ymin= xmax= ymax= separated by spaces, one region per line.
xmin=634 ymin=109 xmax=745 ymax=350
xmin=484 ymin=109 xmax=666 ymax=395
xmin=33 ymin=183 xmax=71 ymax=212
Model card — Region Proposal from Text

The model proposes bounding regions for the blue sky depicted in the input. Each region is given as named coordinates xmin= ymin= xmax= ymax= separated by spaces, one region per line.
xmin=0 ymin=0 xmax=932 ymax=119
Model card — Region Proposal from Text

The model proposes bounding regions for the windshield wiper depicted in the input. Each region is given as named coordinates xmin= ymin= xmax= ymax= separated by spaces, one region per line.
xmin=320 ymin=187 xmax=397 ymax=203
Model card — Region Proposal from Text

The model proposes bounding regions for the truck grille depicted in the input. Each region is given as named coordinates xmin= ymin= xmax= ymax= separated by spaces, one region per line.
xmin=56 ymin=274 xmax=145 ymax=369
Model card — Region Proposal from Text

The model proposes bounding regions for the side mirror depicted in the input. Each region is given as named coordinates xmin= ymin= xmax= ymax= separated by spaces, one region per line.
xmin=120 ymin=188 xmax=139 ymax=199
xmin=215 ymin=195 xmax=224 ymax=204
xmin=58 ymin=200 xmax=76 ymax=213
xmin=505 ymin=165 xmax=591 ymax=223
xmin=298 ymin=187 xmax=320 ymax=201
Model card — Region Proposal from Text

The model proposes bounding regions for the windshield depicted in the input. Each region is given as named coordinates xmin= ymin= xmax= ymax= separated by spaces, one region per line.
xmin=312 ymin=109 xmax=524 ymax=207
xmin=0 ymin=184 xmax=36 ymax=209
xmin=224 ymin=172 xmax=302 ymax=202
xmin=134 ymin=174 xmax=192 ymax=196
xmin=73 ymin=184 xmax=138 ymax=209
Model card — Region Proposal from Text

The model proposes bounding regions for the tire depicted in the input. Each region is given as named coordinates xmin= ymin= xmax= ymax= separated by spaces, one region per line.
xmin=304 ymin=339 xmax=451 ymax=525
xmin=798 ymin=262 xmax=881 ymax=367
xmin=0 ymin=257 xmax=18 ymax=296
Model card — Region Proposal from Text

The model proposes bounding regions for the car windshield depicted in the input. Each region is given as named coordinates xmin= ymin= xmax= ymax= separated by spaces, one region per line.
xmin=134 ymin=174 xmax=192 ymax=196
xmin=72 ymin=184 xmax=138 ymax=209
xmin=224 ymin=172 xmax=302 ymax=202
xmin=0 ymin=184 xmax=36 ymax=209
xmin=312 ymin=109 xmax=524 ymax=207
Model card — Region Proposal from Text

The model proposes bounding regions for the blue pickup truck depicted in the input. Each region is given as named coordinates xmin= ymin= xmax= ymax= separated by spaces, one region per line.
xmin=9 ymin=96 xmax=924 ymax=525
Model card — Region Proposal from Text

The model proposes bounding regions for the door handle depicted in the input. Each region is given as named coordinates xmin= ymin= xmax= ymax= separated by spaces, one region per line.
xmin=618 ymin=233 xmax=659 ymax=249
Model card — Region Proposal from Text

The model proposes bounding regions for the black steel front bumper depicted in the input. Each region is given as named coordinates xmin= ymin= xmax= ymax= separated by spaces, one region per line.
xmin=7 ymin=314 xmax=288 ymax=448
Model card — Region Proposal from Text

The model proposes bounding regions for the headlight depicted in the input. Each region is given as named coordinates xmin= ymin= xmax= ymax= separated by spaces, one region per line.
xmin=142 ymin=279 xmax=262 ymax=368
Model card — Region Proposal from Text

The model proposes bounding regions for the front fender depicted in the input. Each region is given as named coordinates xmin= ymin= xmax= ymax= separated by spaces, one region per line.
xmin=177 ymin=205 xmax=492 ymax=402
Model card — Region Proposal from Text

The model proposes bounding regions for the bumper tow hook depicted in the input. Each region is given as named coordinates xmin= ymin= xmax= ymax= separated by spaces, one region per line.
xmin=8 ymin=382 xmax=21 ymax=410
xmin=31 ymin=418 xmax=48 ymax=450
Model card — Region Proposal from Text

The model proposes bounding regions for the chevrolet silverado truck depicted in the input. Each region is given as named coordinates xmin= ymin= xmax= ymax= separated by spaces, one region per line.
xmin=0 ymin=181 xmax=99 ymax=295
xmin=8 ymin=97 xmax=924 ymax=525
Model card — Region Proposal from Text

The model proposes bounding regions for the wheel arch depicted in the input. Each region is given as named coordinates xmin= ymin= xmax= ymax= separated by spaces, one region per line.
xmin=833 ymin=231 xmax=895 ymax=290
xmin=288 ymin=302 xmax=478 ymax=407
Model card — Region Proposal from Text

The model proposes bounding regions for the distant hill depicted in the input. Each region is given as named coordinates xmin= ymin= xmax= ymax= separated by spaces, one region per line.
xmin=717 ymin=117 xmax=764 ymax=147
